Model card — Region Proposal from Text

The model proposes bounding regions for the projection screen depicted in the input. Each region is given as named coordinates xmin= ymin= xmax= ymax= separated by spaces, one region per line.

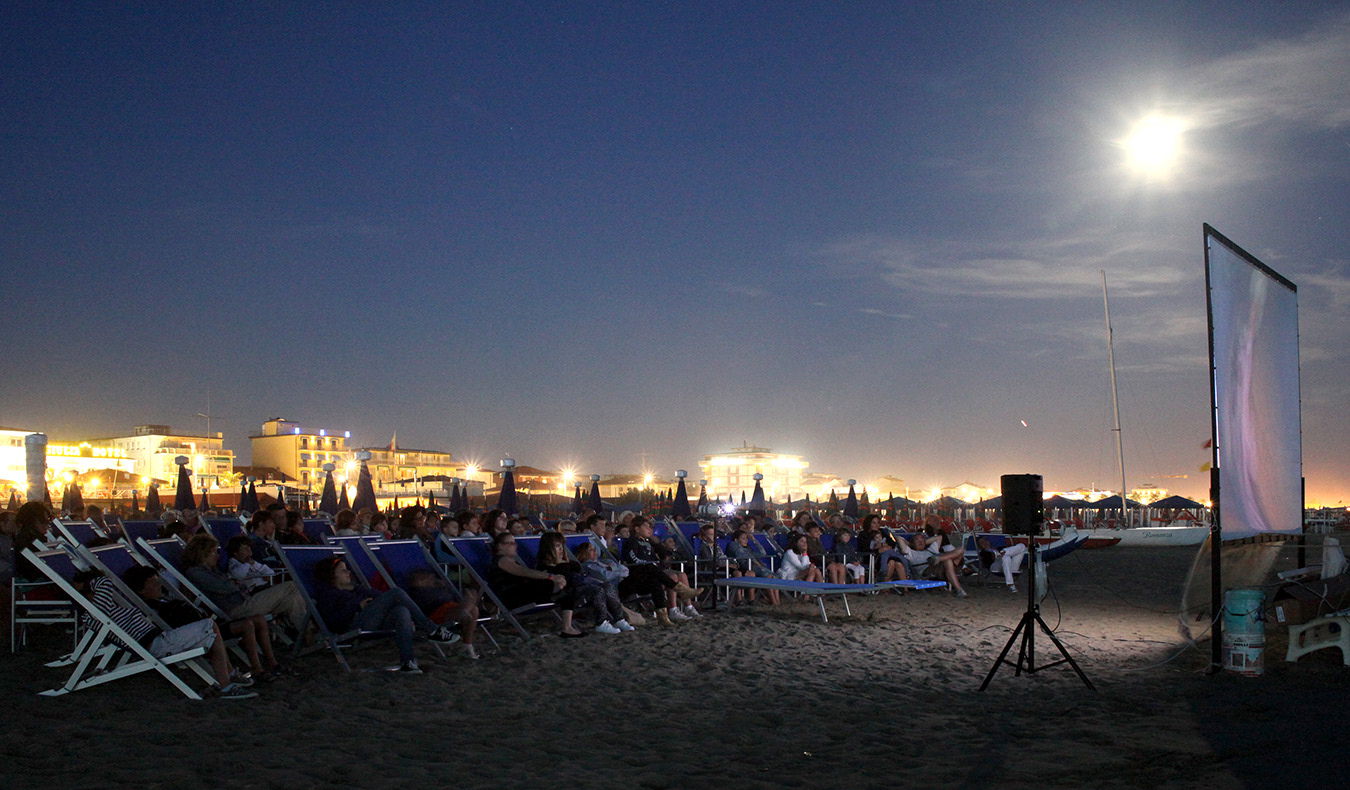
xmin=1204 ymin=224 xmax=1302 ymax=538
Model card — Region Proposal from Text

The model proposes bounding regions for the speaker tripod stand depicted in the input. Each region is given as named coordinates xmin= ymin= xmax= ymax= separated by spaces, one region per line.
xmin=979 ymin=538 xmax=1095 ymax=691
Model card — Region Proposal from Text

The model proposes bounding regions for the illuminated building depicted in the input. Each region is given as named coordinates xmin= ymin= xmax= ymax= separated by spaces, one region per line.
xmin=96 ymin=425 xmax=234 ymax=490
xmin=1 ymin=426 xmax=137 ymax=491
xmin=357 ymin=441 xmax=457 ymax=487
xmin=698 ymin=444 xmax=808 ymax=501
xmin=250 ymin=418 xmax=352 ymax=489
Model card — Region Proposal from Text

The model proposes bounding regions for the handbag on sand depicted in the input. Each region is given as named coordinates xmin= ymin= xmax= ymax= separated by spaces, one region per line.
xmin=621 ymin=605 xmax=645 ymax=626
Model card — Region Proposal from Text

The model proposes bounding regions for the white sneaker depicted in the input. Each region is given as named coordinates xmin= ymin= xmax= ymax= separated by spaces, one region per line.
xmin=668 ymin=607 xmax=691 ymax=621
xmin=615 ymin=619 xmax=636 ymax=632
xmin=1007 ymin=585 xmax=1018 ymax=593
xmin=595 ymin=621 xmax=622 ymax=635
xmin=683 ymin=604 xmax=703 ymax=618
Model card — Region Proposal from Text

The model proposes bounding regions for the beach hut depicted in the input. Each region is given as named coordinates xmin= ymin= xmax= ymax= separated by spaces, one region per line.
xmin=173 ymin=457 xmax=195 ymax=511
xmin=351 ymin=454 xmax=377 ymax=513
xmin=318 ymin=464 xmax=338 ymax=514
xmin=843 ymin=480 xmax=859 ymax=519
xmin=496 ymin=458 xmax=519 ymax=515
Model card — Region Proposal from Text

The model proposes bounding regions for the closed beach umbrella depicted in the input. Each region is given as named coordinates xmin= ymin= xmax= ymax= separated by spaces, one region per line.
xmin=6 ymin=491 xmax=18 ymax=511
xmin=696 ymin=480 xmax=708 ymax=510
xmin=352 ymin=457 xmax=377 ymax=513
xmin=671 ymin=472 xmax=691 ymax=518
xmin=843 ymin=481 xmax=859 ymax=519
xmin=587 ymin=475 xmax=603 ymax=512
xmin=747 ymin=474 xmax=766 ymax=515
xmin=71 ymin=483 xmax=85 ymax=512
xmin=828 ymin=489 xmax=839 ymax=509
xmin=199 ymin=488 xmax=211 ymax=510
xmin=740 ymin=490 xmax=746 ymax=506
xmin=449 ymin=482 xmax=461 ymax=512
xmin=318 ymin=465 xmax=338 ymax=514
xmin=244 ymin=481 xmax=260 ymax=513
xmin=859 ymin=489 xmax=870 ymax=512
xmin=42 ymin=483 xmax=52 ymax=508
xmin=337 ymin=482 xmax=350 ymax=512
xmin=572 ymin=485 xmax=583 ymax=515
xmin=130 ymin=489 xmax=140 ymax=512
xmin=61 ymin=483 xmax=71 ymax=512
xmin=238 ymin=482 xmax=249 ymax=512
xmin=496 ymin=459 xmax=518 ymax=515
xmin=146 ymin=484 xmax=161 ymax=515
xmin=173 ymin=458 xmax=196 ymax=510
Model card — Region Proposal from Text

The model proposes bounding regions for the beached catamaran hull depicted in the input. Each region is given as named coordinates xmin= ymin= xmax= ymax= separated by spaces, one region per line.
xmin=1085 ymin=526 xmax=1209 ymax=546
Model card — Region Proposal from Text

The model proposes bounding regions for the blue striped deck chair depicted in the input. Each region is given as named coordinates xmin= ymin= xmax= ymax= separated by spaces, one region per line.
xmin=135 ymin=537 xmax=233 ymax=620
xmin=10 ymin=546 xmax=81 ymax=655
xmin=274 ymin=543 xmax=436 ymax=671
xmin=362 ymin=539 xmax=499 ymax=650
xmin=206 ymin=519 xmax=245 ymax=546
xmin=119 ymin=520 xmax=162 ymax=546
xmin=563 ymin=534 xmax=596 ymax=561
xmin=51 ymin=518 xmax=107 ymax=548
xmin=750 ymin=533 xmax=782 ymax=571
xmin=301 ymin=519 xmax=334 ymax=544
xmin=445 ymin=537 xmax=554 ymax=642
xmin=513 ymin=535 xmax=544 ymax=568
xmin=324 ymin=534 xmax=387 ymax=588
xmin=21 ymin=547 xmax=216 ymax=699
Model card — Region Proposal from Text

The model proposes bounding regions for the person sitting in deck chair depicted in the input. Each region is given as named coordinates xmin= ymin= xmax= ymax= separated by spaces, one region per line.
xmin=537 ymin=532 xmax=628 ymax=635
xmin=778 ymin=534 xmax=823 ymax=582
xmin=123 ymin=564 xmax=284 ymax=683
xmin=905 ymin=533 xmax=967 ymax=598
xmin=873 ymin=534 xmax=911 ymax=583
xmin=333 ymin=509 xmax=359 ymax=537
xmin=829 ymin=528 xmax=868 ymax=584
xmin=405 ymin=568 xmax=481 ymax=659
xmin=277 ymin=510 xmax=316 ymax=546
xmin=489 ymin=531 xmax=586 ymax=638
xmin=725 ymin=530 xmax=779 ymax=606
xmin=313 ymin=556 xmax=459 ymax=673
xmin=225 ymin=536 xmax=280 ymax=591
xmin=977 ymin=537 xmax=1028 ymax=592
xmin=182 ymin=534 xmax=308 ymax=630
xmin=574 ymin=540 xmax=635 ymax=631
xmin=621 ymin=517 xmax=701 ymax=623
xmin=72 ymin=569 xmax=256 ymax=699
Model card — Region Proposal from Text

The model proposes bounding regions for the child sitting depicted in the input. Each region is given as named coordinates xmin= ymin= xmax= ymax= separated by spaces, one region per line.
xmin=405 ymin=568 xmax=481 ymax=659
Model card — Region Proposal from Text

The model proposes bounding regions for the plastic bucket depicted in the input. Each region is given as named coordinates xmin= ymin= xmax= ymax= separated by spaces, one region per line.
xmin=1222 ymin=588 xmax=1266 ymax=676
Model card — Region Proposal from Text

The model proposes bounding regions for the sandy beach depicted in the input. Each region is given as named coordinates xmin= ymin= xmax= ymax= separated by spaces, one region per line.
xmin=3 ymin=545 xmax=1347 ymax=789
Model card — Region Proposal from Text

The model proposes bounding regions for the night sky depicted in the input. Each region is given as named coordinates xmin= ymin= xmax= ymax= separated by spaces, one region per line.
xmin=3 ymin=2 xmax=1347 ymax=504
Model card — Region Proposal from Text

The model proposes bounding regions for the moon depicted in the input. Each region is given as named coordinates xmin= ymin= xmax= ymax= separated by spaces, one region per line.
xmin=1121 ymin=114 xmax=1186 ymax=179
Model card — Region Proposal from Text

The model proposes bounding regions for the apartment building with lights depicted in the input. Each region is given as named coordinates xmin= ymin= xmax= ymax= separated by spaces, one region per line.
xmin=698 ymin=444 xmax=808 ymax=501
xmin=250 ymin=418 xmax=352 ymax=490
xmin=96 ymin=425 xmax=235 ymax=489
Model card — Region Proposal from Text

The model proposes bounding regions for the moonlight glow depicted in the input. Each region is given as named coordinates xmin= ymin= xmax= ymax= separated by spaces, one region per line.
xmin=1121 ymin=115 xmax=1187 ymax=178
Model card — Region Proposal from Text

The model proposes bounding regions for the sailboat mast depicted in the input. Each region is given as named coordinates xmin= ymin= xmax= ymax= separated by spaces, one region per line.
xmin=1102 ymin=271 xmax=1129 ymax=528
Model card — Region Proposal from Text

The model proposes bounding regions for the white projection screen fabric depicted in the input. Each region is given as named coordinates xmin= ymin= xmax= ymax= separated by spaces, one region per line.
xmin=1205 ymin=226 xmax=1302 ymax=538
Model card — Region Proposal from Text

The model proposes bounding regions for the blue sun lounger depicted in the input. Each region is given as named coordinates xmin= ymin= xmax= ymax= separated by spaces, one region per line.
xmin=713 ymin=577 xmax=946 ymax=623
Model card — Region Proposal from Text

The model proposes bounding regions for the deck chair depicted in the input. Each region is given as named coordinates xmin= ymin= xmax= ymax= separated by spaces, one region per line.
xmin=445 ymin=537 xmax=555 ymax=642
xmin=10 ymin=544 xmax=82 ymax=655
xmin=51 ymin=518 xmax=107 ymax=548
xmin=274 ymin=544 xmax=440 ymax=670
xmin=362 ymin=539 xmax=499 ymax=650
xmin=301 ymin=519 xmax=334 ymax=544
xmin=206 ymin=519 xmax=245 ymax=546
xmin=324 ymin=534 xmax=389 ymax=588
xmin=119 ymin=520 xmax=162 ymax=546
xmin=1286 ymin=609 xmax=1350 ymax=666
xmin=21 ymin=547 xmax=215 ymax=699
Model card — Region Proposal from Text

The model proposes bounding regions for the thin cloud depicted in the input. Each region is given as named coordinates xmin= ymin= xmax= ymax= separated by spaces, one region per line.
xmin=1183 ymin=14 xmax=1350 ymax=131
xmin=858 ymin=307 xmax=913 ymax=320
xmin=820 ymin=230 xmax=1188 ymax=300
